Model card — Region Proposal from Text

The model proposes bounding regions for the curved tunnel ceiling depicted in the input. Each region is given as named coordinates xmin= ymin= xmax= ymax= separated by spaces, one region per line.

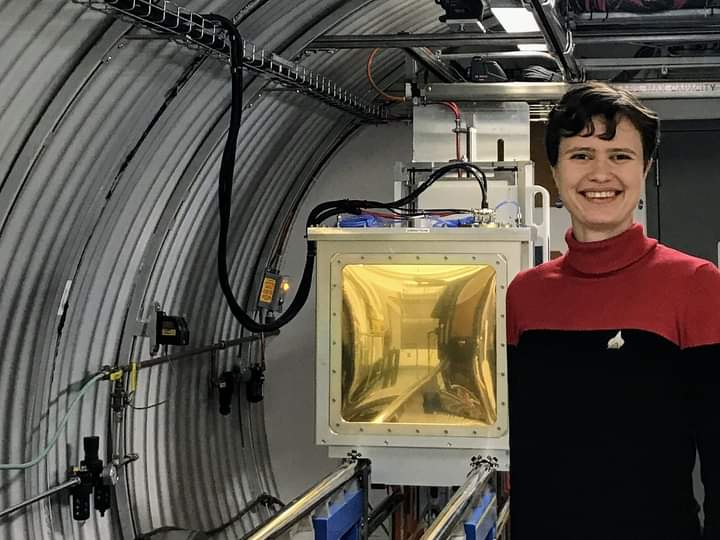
xmin=0 ymin=1 xmax=445 ymax=538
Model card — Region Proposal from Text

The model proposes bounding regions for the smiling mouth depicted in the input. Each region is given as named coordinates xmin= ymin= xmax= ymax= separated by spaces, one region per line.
xmin=580 ymin=190 xmax=622 ymax=202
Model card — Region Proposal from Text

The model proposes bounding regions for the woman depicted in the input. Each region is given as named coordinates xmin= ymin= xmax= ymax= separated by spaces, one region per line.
xmin=507 ymin=82 xmax=720 ymax=539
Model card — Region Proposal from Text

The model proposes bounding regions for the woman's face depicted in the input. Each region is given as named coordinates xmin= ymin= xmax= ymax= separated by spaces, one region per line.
xmin=553 ymin=115 xmax=649 ymax=242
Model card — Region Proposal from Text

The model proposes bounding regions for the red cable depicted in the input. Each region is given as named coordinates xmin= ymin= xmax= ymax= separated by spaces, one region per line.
xmin=436 ymin=101 xmax=462 ymax=161
xmin=367 ymin=48 xmax=406 ymax=102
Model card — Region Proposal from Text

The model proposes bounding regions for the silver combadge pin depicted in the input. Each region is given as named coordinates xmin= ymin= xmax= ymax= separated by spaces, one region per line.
xmin=607 ymin=331 xmax=625 ymax=350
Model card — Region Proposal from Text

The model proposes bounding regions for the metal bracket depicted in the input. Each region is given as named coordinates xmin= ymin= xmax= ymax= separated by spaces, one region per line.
xmin=70 ymin=0 xmax=387 ymax=121
xmin=344 ymin=449 xmax=363 ymax=463
xmin=470 ymin=455 xmax=499 ymax=472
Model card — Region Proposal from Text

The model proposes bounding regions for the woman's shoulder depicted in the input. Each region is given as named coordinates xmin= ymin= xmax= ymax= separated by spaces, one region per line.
xmin=509 ymin=256 xmax=565 ymax=290
xmin=651 ymin=243 xmax=718 ymax=281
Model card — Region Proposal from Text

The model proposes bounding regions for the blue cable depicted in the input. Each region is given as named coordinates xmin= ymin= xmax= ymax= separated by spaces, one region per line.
xmin=0 ymin=372 xmax=105 ymax=470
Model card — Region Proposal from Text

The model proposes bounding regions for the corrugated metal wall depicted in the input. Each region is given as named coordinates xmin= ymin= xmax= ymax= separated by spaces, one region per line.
xmin=0 ymin=0 xmax=443 ymax=538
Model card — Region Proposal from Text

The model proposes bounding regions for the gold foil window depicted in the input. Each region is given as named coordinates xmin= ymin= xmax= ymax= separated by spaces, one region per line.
xmin=340 ymin=264 xmax=497 ymax=426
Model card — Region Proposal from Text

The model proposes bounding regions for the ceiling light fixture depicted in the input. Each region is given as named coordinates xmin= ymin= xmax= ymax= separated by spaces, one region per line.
xmin=492 ymin=7 xmax=540 ymax=33
xmin=517 ymin=43 xmax=548 ymax=51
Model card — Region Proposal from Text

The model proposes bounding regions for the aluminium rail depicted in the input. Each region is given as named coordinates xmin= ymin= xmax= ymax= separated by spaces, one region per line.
xmin=0 ymin=478 xmax=81 ymax=520
xmin=243 ymin=460 xmax=369 ymax=539
xmin=496 ymin=497 xmax=510 ymax=538
xmin=70 ymin=0 xmax=386 ymax=122
xmin=420 ymin=461 xmax=495 ymax=539
xmin=0 ymin=453 xmax=139 ymax=519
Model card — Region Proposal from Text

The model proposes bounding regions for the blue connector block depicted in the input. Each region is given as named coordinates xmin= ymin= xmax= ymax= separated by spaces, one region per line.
xmin=313 ymin=489 xmax=364 ymax=540
xmin=433 ymin=215 xmax=475 ymax=227
xmin=338 ymin=214 xmax=382 ymax=228
xmin=464 ymin=492 xmax=497 ymax=540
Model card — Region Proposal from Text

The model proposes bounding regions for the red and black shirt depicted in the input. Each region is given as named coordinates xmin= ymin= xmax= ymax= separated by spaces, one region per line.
xmin=507 ymin=223 xmax=720 ymax=540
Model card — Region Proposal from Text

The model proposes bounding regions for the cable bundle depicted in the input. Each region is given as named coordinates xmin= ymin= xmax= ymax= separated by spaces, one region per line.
xmin=210 ymin=17 xmax=488 ymax=332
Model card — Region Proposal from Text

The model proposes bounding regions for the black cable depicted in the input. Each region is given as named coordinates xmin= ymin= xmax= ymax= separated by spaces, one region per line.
xmin=208 ymin=19 xmax=488 ymax=334
xmin=207 ymin=14 xmax=316 ymax=334
xmin=308 ymin=163 xmax=488 ymax=227
xmin=313 ymin=162 xmax=488 ymax=223
xmin=391 ymin=162 xmax=487 ymax=210
xmin=205 ymin=493 xmax=284 ymax=536
xmin=136 ymin=493 xmax=285 ymax=539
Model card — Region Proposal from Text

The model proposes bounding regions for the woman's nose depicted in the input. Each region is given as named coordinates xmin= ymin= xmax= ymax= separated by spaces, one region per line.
xmin=589 ymin=157 xmax=613 ymax=181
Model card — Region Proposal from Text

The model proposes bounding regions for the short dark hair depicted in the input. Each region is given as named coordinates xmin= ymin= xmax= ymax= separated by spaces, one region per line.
xmin=545 ymin=82 xmax=660 ymax=168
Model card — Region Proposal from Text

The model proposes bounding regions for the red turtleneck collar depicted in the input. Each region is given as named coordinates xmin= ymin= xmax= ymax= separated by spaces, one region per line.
xmin=563 ymin=223 xmax=658 ymax=275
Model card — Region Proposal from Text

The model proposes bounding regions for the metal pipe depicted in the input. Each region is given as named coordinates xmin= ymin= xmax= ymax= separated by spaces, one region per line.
xmin=575 ymin=30 xmax=720 ymax=44
xmin=136 ymin=332 xmax=276 ymax=371
xmin=424 ymin=81 xmax=720 ymax=101
xmin=496 ymin=498 xmax=510 ymax=538
xmin=584 ymin=56 xmax=720 ymax=71
xmin=528 ymin=0 xmax=583 ymax=81
xmin=372 ymin=367 xmax=440 ymax=423
xmin=368 ymin=492 xmax=405 ymax=535
xmin=309 ymin=30 xmax=720 ymax=50
xmin=0 ymin=478 xmax=81 ymax=519
xmin=244 ymin=461 xmax=364 ymax=539
xmin=308 ymin=32 xmax=545 ymax=49
xmin=420 ymin=465 xmax=494 ymax=539
xmin=404 ymin=48 xmax=465 ymax=83
xmin=575 ymin=9 xmax=720 ymax=25
xmin=441 ymin=51 xmax=557 ymax=63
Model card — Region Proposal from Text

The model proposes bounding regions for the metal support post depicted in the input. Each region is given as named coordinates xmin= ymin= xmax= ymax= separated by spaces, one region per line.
xmin=420 ymin=460 xmax=495 ymax=540
xmin=527 ymin=0 xmax=583 ymax=81
xmin=312 ymin=489 xmax=364 ymax=540
xmin=244 ymin=461 xmax=367 ymax=539
xmin=463 ymin=492 xmax=497 ymax=540
xmin=496 ymin=497 xmax=510 ymax=539
xmin=368 ymin=492 xmax=404 ymax=536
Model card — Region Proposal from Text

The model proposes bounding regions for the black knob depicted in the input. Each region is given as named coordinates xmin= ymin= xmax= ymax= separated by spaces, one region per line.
xmin=218 ymin=371 xmax=235 ymax=415
xmin=246 ymin=365 xmax=265 ymax=403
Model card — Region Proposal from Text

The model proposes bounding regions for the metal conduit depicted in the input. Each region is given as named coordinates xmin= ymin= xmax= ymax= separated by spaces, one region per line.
xmin=420 ymin=464 xmax=494 ymax=540
xmin=0 ymin=478 xmax=81 ymax=520
xmin=496 ymin=498 xmax=510 ymax=538
xmin=70 ymin=0 xmax=386 ymax=120
xmin=244 ymin=461 xmax=365 ymax=539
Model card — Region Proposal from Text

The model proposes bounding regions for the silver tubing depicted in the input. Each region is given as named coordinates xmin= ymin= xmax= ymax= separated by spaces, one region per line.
xmin=496 ymin=497 xmax=510 ymax=538
xmin=0 ymin=478 xmax=81 ymax=519
xmin=245 ymin=462 xmax=361 ymax=539
xmin=420 ymin=465 xmax=494 ymax=540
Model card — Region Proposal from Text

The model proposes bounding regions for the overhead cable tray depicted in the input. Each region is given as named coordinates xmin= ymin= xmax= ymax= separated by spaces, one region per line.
xmin=72 ymin=0 xmax=388 ymax=122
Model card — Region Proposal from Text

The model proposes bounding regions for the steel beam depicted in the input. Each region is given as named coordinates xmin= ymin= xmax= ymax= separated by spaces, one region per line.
xmin=575 ymin=30 xmax=720 ymax=44
xmin=244 ymin=462 xmax=365 ymax=540
xmin=424 ymin=81 xmax=720 ymax=101
xmin=308 ymin=31 xmax=545 ymax=49
xmin=575 ymin=9 xmax=720 ymax=27
xmin=421 ymin=464 xmax=494 ymax=540
xmin=404 ymin=47 xmax=466 ymax=82
xmin=71 ymin=0 xmax=385 ymax=121
xmin=309 ymin=30 xmax=720 ymax=51
xmin=583 ymin=56 xmax=720 ymax=71
xmin=527 ymin=0 xmax=583 ymax=81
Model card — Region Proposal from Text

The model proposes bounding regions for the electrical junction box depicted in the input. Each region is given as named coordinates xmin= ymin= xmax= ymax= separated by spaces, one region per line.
xmin=257 ymin=271 xmax=288 ymax=312
xmin=309 ymin=226 xmax=532 ymax=486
